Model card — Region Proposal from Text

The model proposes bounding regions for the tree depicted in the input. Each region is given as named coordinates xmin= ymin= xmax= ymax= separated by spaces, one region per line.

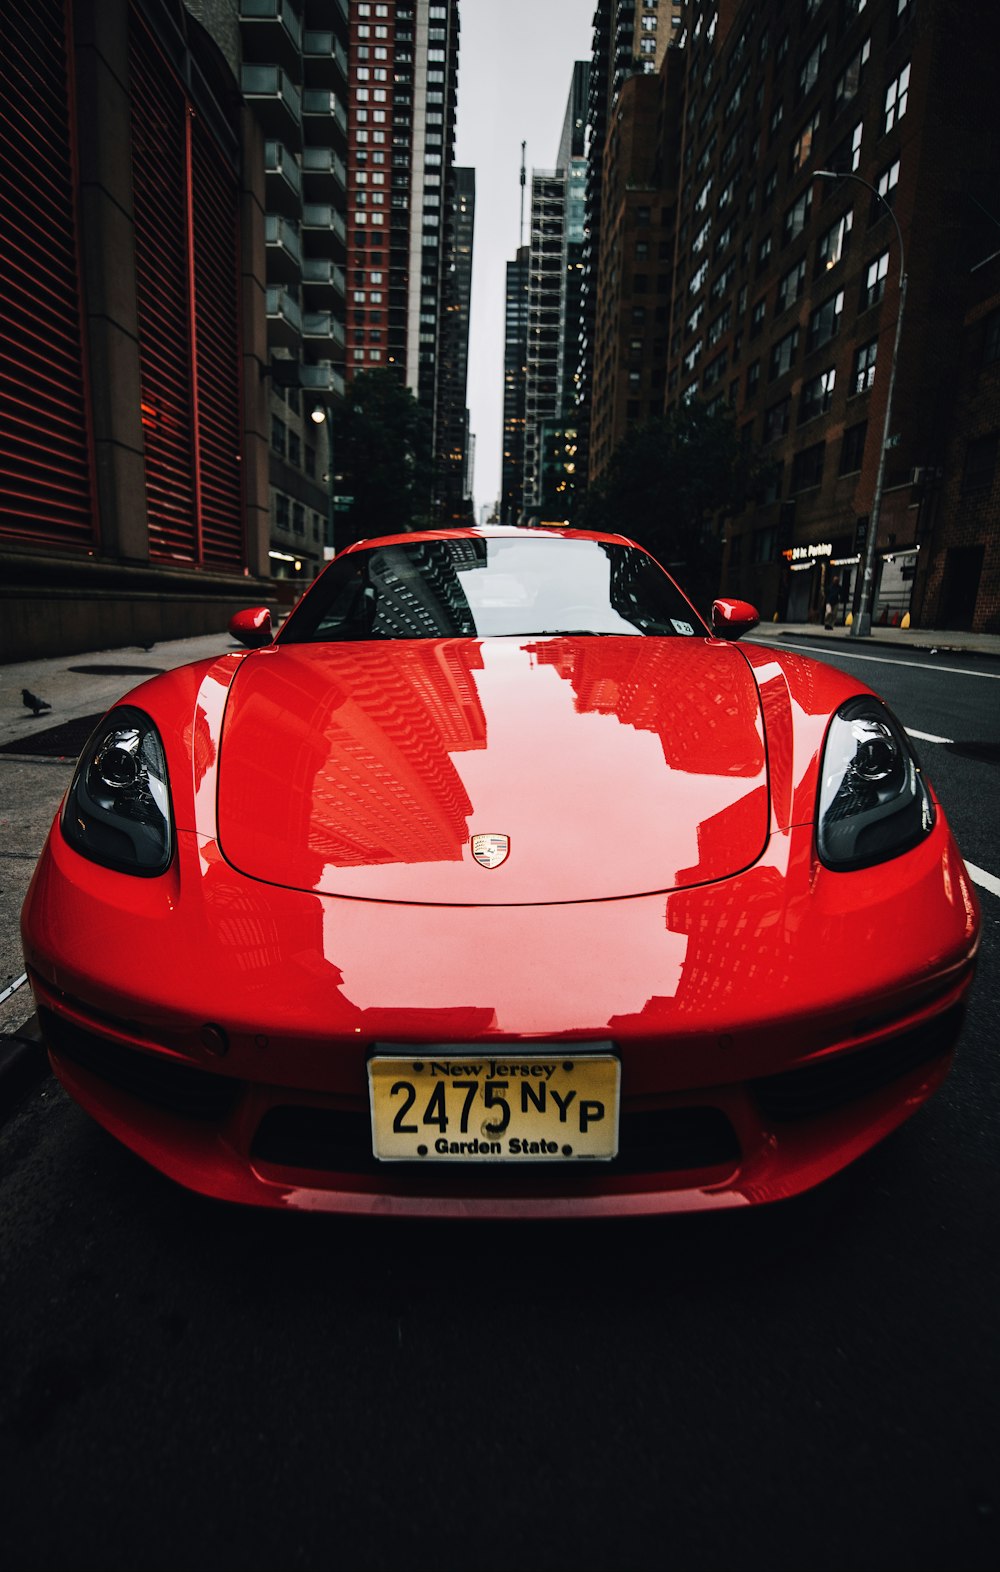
xmin=580 ymin=402 xmax=764 ymax=609
xmin=332 ymin=370 xmax=433 ymax=545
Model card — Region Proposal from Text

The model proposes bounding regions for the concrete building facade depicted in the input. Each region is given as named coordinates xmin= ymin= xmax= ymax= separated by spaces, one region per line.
xmin=0 ymin=0 xmax=275 ymax=660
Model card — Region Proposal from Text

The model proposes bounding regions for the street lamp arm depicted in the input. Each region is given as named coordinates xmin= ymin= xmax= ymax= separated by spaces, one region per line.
xmin=814 ymin=169 xmax=906 ymax=290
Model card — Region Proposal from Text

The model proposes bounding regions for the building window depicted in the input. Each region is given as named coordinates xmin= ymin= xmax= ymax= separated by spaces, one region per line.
xmin=707 ymin=305 xmax=731 ymax=346
xmin=840 ymin=420 xmax=867 ymax=473
xmin=791 ymin=109 xmax=820 ymax=172
xmin=288 ymin=431 xmax=301 ymax=468
xmin=711 ymin=261 xmax=736 ymax=302
xmin=797 ymin=34 xmax=827 ymax=100
xmin=769 ymin=328 xmax=799 ymax=381
xmin=961 ymin=431 xmax=998 ymax=491
xmin=762 ymin=168 xmax=777 ymax=210
xmin=271 ymin=416 xmax=286 ymax=457
xmin=763 ymin=396 xmax=791 ymax=441
xmin=815 ymin=210 xmax=853 ymax=275
xmin=884 ymin=63 xmax=910 ymax=132
xmin=799 ymin=367 xmax=836 ymax=422
xmin=783 ymin=190 xmax=812 ymax=243
xmin=752 ymin=526 xmax=776 ymax=563
xmin=863 ymin=250 xmax=890 ymax=308
xmin=791 ymin=442 xmax=825 ymax=491
xmin=834 ymin=38 xmax=871 ymax=111
xmin=852 ymin=338 xmax=878 ymax=394
xmin=750 ymin=297 xmax=766 ymax=338
xmin=683 ymin=338 xmax=703 ymax=373
xmin=703 ymin=349 xmax=728 ymax=388
xmin=807 ymin=289 xmax=844 ymax=351
xmin=757 ymin=233 xmax=772 ymax=270
xmin=292 ymin=501 xmax=305 ymax=535
xmin=777 ymin=258 xmax=806 ymax=312
xmin=875 ymin=158 xmax=900 ymax=212
xmin=275 ymin=492 xmax=289 ymax=531
xmin=831 ymin=120 xmax=863 ymax=173
xmin=746 ymin=359 xmax=760 ymax=397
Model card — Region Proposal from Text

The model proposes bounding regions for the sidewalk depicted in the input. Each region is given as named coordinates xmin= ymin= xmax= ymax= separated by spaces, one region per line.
xmin=746 ymin=619 xmax=1000 ymax=659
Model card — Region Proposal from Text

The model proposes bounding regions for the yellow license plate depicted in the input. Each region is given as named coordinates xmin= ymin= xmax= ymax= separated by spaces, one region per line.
xmin=369 ymin=1049 xmax=620 ymax=1162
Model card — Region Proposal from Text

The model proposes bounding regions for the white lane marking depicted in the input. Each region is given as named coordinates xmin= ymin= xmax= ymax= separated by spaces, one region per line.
xmin=897 ymin=735 xmax=998 ymax=897
xmin=0 ymin=972 xmax=28 ymax=1007
xmin=966 ymin=863 xmax=1000 ymax=899
xmin=906 ymin=728 xmax=954 ymax=745
xmin=756 ymin=640 xmax=1000 ymax=680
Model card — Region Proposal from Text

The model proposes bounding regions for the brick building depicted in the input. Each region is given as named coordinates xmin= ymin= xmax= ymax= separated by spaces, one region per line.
xmin=659 ymin=0 xmax=1000 ymax=632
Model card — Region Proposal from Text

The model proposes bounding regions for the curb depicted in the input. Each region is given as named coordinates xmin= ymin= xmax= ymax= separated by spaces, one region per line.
xmin=0 ymin=1013 xmax=50 ymax=1123
xmin=749 ymin=629 xmax=1000 ymax=662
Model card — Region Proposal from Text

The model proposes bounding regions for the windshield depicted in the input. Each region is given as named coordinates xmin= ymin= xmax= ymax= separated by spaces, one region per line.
xmin=279 ymin=536 xmax=707 ymax=643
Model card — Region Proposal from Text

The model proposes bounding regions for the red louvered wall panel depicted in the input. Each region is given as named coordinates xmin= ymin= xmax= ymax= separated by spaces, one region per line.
xmin=191 ymin=116 xmax=245 ymax=567
xmin=0 ymin=0 xmax=96 ymax=549
xmin=129 ymin=17 xmax=197 ymax=564
xmin=129 ymin=10 xmax=244 ymax=570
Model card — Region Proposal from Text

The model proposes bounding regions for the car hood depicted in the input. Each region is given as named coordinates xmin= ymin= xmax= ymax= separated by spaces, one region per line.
xmin=216 ymin=637 xmax=769 ymax=904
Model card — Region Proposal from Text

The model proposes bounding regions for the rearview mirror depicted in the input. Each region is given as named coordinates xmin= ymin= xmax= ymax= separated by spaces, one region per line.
xmin=229 ymin=607 xmax=274 ymax=648
xmin=711 ymin=598 xmax=760 ymax=640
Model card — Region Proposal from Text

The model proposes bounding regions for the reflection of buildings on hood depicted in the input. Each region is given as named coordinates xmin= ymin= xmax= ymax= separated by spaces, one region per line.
xmin=526 ymin=639 xmax=764 ymax=778
xmin=264 ymin=641 xmax=488 ymax=870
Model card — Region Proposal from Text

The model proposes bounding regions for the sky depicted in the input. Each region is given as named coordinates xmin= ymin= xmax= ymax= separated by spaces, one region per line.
xmin=454 ymin=0 xmax=595 ymax=517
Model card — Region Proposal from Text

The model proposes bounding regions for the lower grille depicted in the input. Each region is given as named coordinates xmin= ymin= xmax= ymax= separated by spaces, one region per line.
xmin=40 ymin=1008 xmax=239 ymax=1119
xmin=753 ymin=1005 xmax=963 ymax=1122
xmin=250 ymin=1103 xmax=739 ymax=1177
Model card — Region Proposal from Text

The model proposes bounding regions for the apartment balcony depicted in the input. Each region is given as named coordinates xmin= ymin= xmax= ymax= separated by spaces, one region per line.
xmin=300 ymin=362 xmax=346 ymax=400
xmin=265 ymin=214 xmax=301 ymax=283
xmin=301 ymin=257 xmax=346 ymax=308
xmin=301 ymin=146 xmax=346 ymax=204
xmin=302 ymin=30 xmax=349 ymax=92
xmin=264 ymin=141 xmax=301 ymax=217
xmin=302 ymin=89 xmax=348 ymax=149
xmin=266 ymin=286 xmax=303 ymax=353
xmin=301 ymin=203 xmax=347 ymax=259
xmin=303 ymin=312 xmax=346 ymax=357
xmin=241 ymin=65 xmax=301 ymax=148
xmin=239 ymin=0 xmax=302 ymax=76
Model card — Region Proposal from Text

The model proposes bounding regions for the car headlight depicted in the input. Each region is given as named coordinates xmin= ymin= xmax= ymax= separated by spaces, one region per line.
xmin=61 ymin=706 xmax=173 ymax=876
xmin=816 ymin=696 xmax=935 ymax=871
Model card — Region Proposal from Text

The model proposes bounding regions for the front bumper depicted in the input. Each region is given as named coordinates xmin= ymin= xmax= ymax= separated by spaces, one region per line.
xmin=22 ymin=815 xmax=980 ymax=1216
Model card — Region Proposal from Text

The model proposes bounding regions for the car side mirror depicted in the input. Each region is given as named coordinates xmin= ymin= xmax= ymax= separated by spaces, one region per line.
xmin=711 ymin=598 xmax=760 ymax=640
xmin=229 ymin=607 xmax=274 ymax=648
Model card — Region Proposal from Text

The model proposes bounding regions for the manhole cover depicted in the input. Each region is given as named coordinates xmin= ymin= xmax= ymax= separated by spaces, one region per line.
xmin=0 ymin=713 xmax=106 ymax=759
xmin=66 ymin=665 xmax=166 ymax=676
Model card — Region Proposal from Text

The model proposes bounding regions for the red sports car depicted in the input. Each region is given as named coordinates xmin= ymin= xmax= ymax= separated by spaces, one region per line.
xmin=21 ymin=528 xmax=980 ymax=1216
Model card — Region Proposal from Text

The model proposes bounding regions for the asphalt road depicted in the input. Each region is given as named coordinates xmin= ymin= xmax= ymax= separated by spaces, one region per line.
xmin=0 ymin=641 xmax=998 ymax=1572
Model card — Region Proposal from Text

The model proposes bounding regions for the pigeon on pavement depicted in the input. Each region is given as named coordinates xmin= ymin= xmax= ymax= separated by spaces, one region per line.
xmin=22 ymin=688 xmax=51 ymax=716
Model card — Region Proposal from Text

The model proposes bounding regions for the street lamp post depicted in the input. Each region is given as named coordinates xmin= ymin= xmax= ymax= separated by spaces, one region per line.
xmin=814 ymin=169 xmax=908 ymax=638
xmin=310 ymin=401 xmax=336 ymax=558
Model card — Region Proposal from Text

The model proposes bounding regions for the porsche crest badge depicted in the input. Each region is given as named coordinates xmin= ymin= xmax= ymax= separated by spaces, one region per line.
xmin=471 ymin=833 xmax=510 ymax=869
